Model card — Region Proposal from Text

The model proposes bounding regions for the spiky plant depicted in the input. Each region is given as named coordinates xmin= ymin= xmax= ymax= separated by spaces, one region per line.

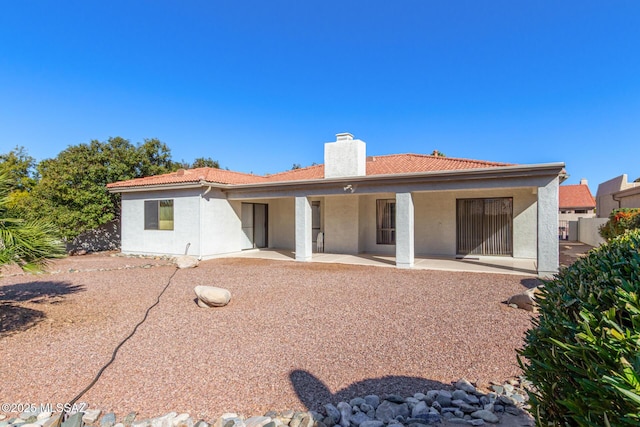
xmin=0 ymin=172 xmax=65 ymax=272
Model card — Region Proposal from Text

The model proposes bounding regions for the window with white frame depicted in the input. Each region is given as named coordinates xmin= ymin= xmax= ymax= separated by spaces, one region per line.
xmin=376 ymin=199 xmax=396 ymax=244
xmin=144 ymin=199 xmax=174 ymax=230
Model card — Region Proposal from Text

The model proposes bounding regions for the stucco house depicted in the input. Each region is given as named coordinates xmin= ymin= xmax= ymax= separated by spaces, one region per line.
xmin=107 ymin=133 xmax=565 ymax=276
xmin=558 ymin=179 xmax=596 ymax=240
xmin=596 ymin=174 xmax=640 ymax=218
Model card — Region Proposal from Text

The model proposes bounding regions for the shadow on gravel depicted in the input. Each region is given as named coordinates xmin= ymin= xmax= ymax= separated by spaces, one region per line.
xmin=0 ymin=280 xmax=84 ymax=303
xmin=290 ymin=370 xmax=451 ymax=411
xmin=520 ymin=278 xmax=541 ymax=289
xmin=0 ymin=280 xmax=84 ymax=339
xmin=0 ymin=303 xmax=46 ymax=338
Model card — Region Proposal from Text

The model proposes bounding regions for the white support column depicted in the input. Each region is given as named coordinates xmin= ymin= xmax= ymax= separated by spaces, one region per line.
xmin=537 ymin=177 xmax=560 ymax=277
xmin=295 ymin=196 xmax=313 ymax=262
xmin=395 ymin=192 xmax=415 ymax=269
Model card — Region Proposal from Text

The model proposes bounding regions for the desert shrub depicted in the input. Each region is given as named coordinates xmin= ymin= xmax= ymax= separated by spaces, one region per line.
xmin=519 ymin=229 xmax=640 ymax=426
xmin=599 ymin=208 xmax=640 ymax=241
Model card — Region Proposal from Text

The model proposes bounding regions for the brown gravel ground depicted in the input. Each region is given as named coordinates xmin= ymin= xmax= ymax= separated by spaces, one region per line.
xmin=1 ymin=255 xmax=537 ymax=420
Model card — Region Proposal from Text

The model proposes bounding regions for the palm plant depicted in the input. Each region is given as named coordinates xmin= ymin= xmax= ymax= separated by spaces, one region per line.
xmin=0 ymin=173 xmax=65 ymax=272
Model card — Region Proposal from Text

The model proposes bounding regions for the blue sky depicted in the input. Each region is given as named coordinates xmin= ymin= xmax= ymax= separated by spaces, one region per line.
xmin=1 ymin=1 xmax=638 ymax=192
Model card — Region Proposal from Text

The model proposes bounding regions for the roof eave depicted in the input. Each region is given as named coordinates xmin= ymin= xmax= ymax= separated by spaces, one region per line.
xmin=216 ymin=162 xmax=566 ymax=190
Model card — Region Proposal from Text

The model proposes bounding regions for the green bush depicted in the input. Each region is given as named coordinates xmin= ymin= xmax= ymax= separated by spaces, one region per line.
xmin=599 ymin=208 xmax=640 ymax=241
xmin=519 ymin=229 xmax=640 ymax=426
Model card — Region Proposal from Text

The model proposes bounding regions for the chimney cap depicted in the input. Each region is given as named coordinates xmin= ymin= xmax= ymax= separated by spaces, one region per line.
xmin=336 ymin=132 xmax=354 ymax=141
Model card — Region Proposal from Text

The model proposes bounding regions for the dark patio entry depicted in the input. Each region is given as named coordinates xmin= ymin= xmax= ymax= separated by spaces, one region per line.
xmin=456 ymin=198 xmax=513 ymax=256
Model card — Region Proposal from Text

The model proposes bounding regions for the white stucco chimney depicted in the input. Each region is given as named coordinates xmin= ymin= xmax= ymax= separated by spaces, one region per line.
xmin=324 ymin=132 xmax=366 ymax=178
xmin=580 ymin=178 xmax=588 ymax=186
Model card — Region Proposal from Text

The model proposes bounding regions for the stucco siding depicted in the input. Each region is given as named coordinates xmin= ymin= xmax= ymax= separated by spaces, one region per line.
xmin=409 ymin=189 xmax=537 ymax=259
xmin=621 ymin=193 xmax=640 ymax=209
xmin=270 ymin=198 xmax=295 ymax=250
xmin=324 ymin=195 xmax=360 ymax=253
xmin=121 ymin=189 xmax=202 ymax=257
xmin=200 ymin=191 xmax=243 ymax=257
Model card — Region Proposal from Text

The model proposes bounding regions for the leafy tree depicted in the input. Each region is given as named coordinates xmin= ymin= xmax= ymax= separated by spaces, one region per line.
xmin=0 ymin=146 xmax=37 ymax=216
xmin=431 ymin=150 xmax=446 ymax=157
xmin=191 ymin=157 xmax=220 ymax=169
xmin=0 ymin=172 xmax=65 ymax=272
xmin=291 ymin=163 xmax=302 ymax=170
xmin=30 ymin=137 xmax=178 ymax=240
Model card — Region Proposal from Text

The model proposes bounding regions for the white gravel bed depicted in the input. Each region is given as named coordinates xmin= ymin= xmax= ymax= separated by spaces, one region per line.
xmin=0 ymin=256 xmax=536 ymax=421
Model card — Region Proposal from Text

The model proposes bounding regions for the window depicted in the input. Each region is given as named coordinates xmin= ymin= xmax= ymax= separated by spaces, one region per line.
xmin=145 ymin=200 xmax=174 ymax=230
xmin=376 ymin=199 xmax=396 ymax=244
xmin=575 ymin=209 xmax=588 ymax=214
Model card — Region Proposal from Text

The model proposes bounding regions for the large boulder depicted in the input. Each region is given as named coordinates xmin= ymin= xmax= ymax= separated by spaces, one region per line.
xmin=175 ymin=255 xmax=199 ymax=269
xmin=194 ymin=286 xmax=231 ymax=307
xmin=507 ymin=287 xmax=543 ymax=311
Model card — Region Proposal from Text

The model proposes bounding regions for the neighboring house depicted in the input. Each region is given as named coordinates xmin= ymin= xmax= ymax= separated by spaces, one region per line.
xmin=596 ymin=174 xmax=640 ymax=218
xmin=107 ymin=133 xmax=566 ymax=276
xmin=558 ymin=179 xmax=596 ymax=240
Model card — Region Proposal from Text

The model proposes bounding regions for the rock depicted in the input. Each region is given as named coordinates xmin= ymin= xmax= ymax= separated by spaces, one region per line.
xmin=464 ymin=394 xmax=480 ymax=405
xmin=336 ymin=403 xmax=351 ymax=427
xmin=43 ymin=416 xmax=63 ymax=427
xmin=83 ymin=410 xmax=102 ymax=425
xmin=63 ymin=413 xmax=84 ymax=427
xmin=101 ymin=413 xmax=117 ymax=427
xmin=194 ymin=422 xmax=209 ymax=427
xmin=244 ymin=417 xmax=271 ymax=427
xmin=374 ymin=401 xmax=409 ymax=424
xmin=152 ymin=413 xmax=178 ymax=427
xmin=359 ymin=404 xmax=373 ymax=414
xmin=435 ymin=391 xmax=452 ymax=407
xmin=490 ymin=385 xmax=504 ymax=395
xmin=37 ymin=414 xmax=52 ymax=422
xmin=444 ymin=419 xmax=468 ymax=425
xmin=124 ymin=413 xmax=138 ymax=427
xmin=505 ymin=406 xmax=522 ymax=416
xmin=349 ymin=398 xmax=365 ymax=408
xmin=452 ymin=390 xmax=468 ymax=401
xmin=364 ymin=396 xmax=380 ymax=410
xmin=348 ymin=412 xmax=370 ymax=427
xmin=194 ymin=286 xmax=231 ymax=307
xmin=455 ymin=379 xmax=477 ymax=394
xmin=297 ymin=416 xmax=313 ymax=427
xmin=411 ymin=413 xmax=440 ymax=425
xmin=470 ymin=410 xmax=499 ymax=424
xmin=359 ymin=422 xmax=383 ymax=427
xmin=451 ymin=401 xmax=477 ymax=413
xmin=323 ymin=405 xmax=340 ymax=425
xmin=132 ymin=421 xmax=151 ymax=427
xmin=411 ymin=401 xmax=429 ymax=418
xmin=468 ymin=419 xmax=485 ymax=426
xmin=115 ymin=423 xmax=125 ymax=427
xmin=175 ymin=255 xmax=199 ymax=269
xmin=384 ymin=395 xmax=405 ymax=404
xmin=506 ymin=290 xmax=536 ymax=311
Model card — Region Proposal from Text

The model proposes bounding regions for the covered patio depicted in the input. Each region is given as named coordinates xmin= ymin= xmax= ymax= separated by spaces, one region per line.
xmin=211 ymin=248 xmax=538 ymax=276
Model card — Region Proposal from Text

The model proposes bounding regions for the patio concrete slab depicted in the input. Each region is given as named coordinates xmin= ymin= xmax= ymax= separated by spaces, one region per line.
xmin=211 ymin=249 xmax=537 ymax=276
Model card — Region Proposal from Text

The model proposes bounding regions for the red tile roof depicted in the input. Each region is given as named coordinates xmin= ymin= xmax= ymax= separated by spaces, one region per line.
xmin=559 ymin=184 xmax=596 ymax=209
xmin=107 ymin=154 xmax=513 ymax=189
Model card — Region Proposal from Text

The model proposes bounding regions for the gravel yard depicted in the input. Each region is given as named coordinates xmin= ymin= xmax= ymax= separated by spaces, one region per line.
xmin=0 ymin=254 xmax=536 ymax=420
